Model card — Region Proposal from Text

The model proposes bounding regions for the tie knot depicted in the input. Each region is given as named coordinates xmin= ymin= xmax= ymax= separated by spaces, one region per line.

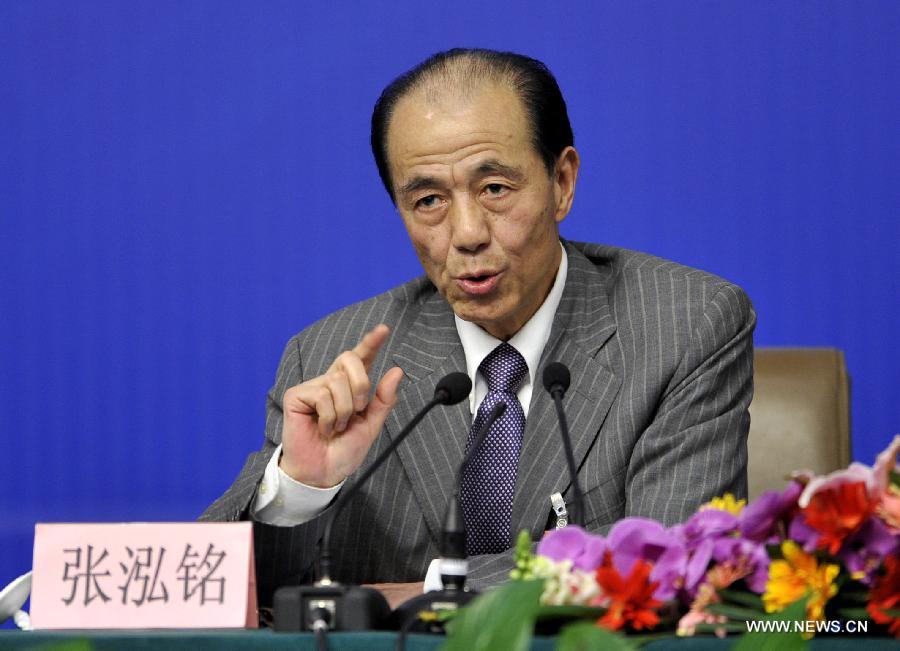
xmin=479 ymin=342 xmax=528 ymax=394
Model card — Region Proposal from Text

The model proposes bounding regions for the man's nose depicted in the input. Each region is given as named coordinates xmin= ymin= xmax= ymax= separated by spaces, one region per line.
xmin=449 ymin=194 xmax=490 ymax=253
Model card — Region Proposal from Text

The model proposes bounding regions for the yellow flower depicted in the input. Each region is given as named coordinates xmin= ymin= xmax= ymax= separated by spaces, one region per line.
xmin=700 ymin=493 xmax=746 ymax=515
xmin=763 ymin=541 xmax=839 ymax=622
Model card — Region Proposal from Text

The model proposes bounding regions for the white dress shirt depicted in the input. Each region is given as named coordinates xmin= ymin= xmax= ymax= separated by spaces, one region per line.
xmin=253 ymin=243 xmax=569 ymax=588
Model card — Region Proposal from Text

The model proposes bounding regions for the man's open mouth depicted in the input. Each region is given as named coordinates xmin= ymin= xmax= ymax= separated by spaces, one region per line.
xmin=457 ymin=271 xmax=502 ymax=295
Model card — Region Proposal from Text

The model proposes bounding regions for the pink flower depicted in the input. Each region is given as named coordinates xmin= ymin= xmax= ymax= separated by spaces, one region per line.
xmin=797 ymin=460 xmax=884 ymax=555
xmin=677 ymin=609 xmax=728 ymax=638
xmin=798 ymin=462 xmax=878 ymax=509
xmin=873 ymin=435 xmax=900 ymax=532
xmin=873 ymin=435 xmax=900 ymax=494
xmin=795 ymin=437 xmax=900 ymax=553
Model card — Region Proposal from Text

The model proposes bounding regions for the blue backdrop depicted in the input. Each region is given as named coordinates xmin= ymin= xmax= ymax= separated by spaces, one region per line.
xmin=2 ymin=1 xmax=898 ymax=600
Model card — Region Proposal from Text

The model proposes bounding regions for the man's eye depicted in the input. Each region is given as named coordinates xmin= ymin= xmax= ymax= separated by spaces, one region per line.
xmin=484 ymin=183 xmax=508 ymax=196
xmin=415 ymin=194 xmax=441 ymax=209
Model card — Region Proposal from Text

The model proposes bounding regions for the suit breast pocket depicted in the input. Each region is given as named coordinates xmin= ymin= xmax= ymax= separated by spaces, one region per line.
xmin=580 ymin=467 xmax=627 ymax=533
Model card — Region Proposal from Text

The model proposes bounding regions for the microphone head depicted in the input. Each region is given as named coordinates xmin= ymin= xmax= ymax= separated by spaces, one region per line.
xmin=542 ymin=362 xmax=571 ymax=394
xmin=434 ymin=372 xmax=472 ymax=405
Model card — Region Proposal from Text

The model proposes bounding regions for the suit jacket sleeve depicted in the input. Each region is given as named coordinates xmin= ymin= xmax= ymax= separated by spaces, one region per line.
xmin=625 ymin=281 xmax=755 ymax=525
xmin=199 ymin=336 xmax=330 ymax=607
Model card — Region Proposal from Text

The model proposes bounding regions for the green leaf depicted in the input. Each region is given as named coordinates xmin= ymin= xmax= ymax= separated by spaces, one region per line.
xmin=835 ymin=607 xmax=872 ymax=620
xmin=731 ymin=596 xmax=809 ymax=651
xmin=626 ymin=631 xmax=679 ymax=646
xmin=889 ymin=468 xmax=900 ymax=487
xmin=718 ymin=588 xmax=766 ymax=611
xmin=836 ymin=589 xmax=871 ymax=603
xmin=693 ymin=621 xmax=748 ymax=634
xmin=440 ymin=579 xmax=544 ymax=651
xmin=535 ymin=604 xmax=607 ymax=620
xmin=555 ymin=621 xmax=638 ymax=651
xmin=34 ymin=642 xmax=94 ymax=651
xmin=707 ymin=603 xmax=767 ymax=621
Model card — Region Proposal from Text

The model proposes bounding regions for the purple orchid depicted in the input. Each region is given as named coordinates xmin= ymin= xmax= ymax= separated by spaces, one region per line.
xmin=683 ymin=537 xmax=716 ymax=595
xmin=788 ymin=511 xmax=822 ymax=552
xmin=674 ymin=509 xmax=768 ymax=596
xmin=739 ymin=481 xmax=803 ymax=542
xmin=537 ymin=525 xmax=607 ymax=571
xmin=680 ymin=508 xmax=740 ymax=549
xmin=711 ymin=537 xmax=770 ymax=593
xmin=606 ymin=517 xmax=688 ymax=600
xmin=837 ymin=517 xmax=899 ymax=585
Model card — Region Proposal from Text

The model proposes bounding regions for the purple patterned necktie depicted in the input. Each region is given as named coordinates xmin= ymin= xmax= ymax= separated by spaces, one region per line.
xmin=460 ymin=342 xmax=528 ymax=555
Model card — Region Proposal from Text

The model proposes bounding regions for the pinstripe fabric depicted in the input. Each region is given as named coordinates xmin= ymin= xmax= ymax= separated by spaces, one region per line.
xmin=200 ymin=240 xmax=755 ymax=605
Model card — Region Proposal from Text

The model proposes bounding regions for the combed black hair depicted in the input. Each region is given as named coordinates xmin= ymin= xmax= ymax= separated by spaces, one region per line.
xmin=370 ymin=48 xmax=574 ymax=203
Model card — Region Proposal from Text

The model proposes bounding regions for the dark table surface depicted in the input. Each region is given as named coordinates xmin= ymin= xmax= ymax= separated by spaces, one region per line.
xmin=0 ymin=630 xmax=897 ymax=651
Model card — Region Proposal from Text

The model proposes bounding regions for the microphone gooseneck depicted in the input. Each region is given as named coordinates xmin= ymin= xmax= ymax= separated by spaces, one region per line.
xmin=455 ymin=401 xmax=507 ymax=489
xmin=542 ymin=362 xmax=584 ymax=527
xmin=438 ymin=400 xmax=508 ymax=590
xmin=318 ymin=372 xmax=472 ymax=582
xmin=391 ymin=398 xmax=507 ymax=632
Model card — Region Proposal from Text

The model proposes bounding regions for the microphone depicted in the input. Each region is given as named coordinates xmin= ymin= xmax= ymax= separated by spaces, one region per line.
xmin=542 ymin=362 xmax=585 ymax=527
xmin=273 ymin=371 xmax=472 ymax=632
xmin=390 ymin=401 xmax=508 ymax=632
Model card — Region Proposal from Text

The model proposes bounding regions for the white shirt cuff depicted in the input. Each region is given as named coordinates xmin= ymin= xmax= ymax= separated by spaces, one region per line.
xmin=252 ymin=444 xmax=344 ymax=526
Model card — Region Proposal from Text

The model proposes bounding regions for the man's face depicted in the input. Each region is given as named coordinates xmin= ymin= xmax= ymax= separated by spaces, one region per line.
xmin=386 ymin=83 xmax=579 ymax=340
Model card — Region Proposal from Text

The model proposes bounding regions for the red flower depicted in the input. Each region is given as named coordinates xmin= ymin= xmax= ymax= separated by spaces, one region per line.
xmin=594 ymin=551 xmax=662 ymax=631
xmin=868 ymin=555 xmax=900 ymax=637
xmin=801 ymin=481 xmax=876 ymax=554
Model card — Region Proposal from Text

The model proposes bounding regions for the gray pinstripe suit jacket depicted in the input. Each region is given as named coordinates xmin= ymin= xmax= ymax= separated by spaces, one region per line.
xmin=201 ymin=240 xmax=755 ymax=607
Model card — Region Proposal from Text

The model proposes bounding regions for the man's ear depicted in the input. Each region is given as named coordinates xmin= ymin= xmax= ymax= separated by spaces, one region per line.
xmin=552 ymin=146 xmax=580 ymax=223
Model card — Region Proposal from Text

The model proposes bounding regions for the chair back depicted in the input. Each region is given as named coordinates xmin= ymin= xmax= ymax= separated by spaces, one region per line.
xmin=747 ymin=347 xmax=851 ymax=500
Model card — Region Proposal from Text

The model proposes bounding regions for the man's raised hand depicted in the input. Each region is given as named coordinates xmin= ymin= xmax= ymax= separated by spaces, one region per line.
xmin=279 ymin=324 xmax=404 ymax=488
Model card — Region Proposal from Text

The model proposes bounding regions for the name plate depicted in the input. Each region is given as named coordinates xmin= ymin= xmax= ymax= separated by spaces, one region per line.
xmin=31 ymin=522 xmax=257 ymax=629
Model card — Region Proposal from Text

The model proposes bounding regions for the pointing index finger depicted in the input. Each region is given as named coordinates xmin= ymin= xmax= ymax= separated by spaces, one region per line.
xmin=353 ymin=324 xmax=391 ymax=371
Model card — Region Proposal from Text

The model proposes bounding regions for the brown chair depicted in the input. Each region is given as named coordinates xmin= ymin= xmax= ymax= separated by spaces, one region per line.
xmin=747 ymin=348 xmax=851 ymax=501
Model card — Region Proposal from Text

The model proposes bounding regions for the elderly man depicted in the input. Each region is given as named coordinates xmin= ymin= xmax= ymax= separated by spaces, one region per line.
xmin=203 ymin=48 xmax=755 ymax=608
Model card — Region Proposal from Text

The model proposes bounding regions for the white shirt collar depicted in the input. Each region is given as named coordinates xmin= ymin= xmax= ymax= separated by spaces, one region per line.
xmin=454 ymin=241 xmax=568 ymax=415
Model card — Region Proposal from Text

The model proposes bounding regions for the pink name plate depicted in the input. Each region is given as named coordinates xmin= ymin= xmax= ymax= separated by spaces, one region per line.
xmin=31 ymin=522 xmax=257 ymax=629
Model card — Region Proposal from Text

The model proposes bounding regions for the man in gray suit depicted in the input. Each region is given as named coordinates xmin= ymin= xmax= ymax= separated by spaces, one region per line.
xmin=202 ymin=49 xmax=755 ymax=608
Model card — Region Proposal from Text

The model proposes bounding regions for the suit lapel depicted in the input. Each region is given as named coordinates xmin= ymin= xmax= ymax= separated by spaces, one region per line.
xmin=512 ymin=243 xmax=622 ymax=537
xmin=383 ymin=291 xmax=470 ymax=540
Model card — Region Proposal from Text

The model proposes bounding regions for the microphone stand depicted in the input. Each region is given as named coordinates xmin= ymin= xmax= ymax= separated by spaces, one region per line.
xmin=544 ymin=362 xmax=585 ymax=527
xmin=273 ymin=373 xmax=472 ymax=633
xmin=389 ymin=402 xmax=507 ymax=634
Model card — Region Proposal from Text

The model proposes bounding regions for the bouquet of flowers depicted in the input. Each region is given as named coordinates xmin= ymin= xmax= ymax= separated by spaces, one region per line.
xmin=443 ymin=436 xmax=900 ymax=650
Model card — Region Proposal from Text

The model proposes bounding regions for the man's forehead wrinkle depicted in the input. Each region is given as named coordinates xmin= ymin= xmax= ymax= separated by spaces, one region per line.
xmin=475 ymin=160 xmax=526 ymax=182
xmin=397 ymin=143 xmax=522 ymax=193
xmin=398 ymin=175 xmax=443 ymax=197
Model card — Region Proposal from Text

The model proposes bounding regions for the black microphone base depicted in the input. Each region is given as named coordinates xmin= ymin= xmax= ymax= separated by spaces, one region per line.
xmin=273 ymin=583 xmax=391 ymax=631
xmin=389 ymin=588 xmax=478 ymax=632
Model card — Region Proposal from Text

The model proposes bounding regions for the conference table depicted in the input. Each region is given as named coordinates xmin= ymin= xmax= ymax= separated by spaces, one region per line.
xmin=1 ymin=630 xmax=896 ymax=650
